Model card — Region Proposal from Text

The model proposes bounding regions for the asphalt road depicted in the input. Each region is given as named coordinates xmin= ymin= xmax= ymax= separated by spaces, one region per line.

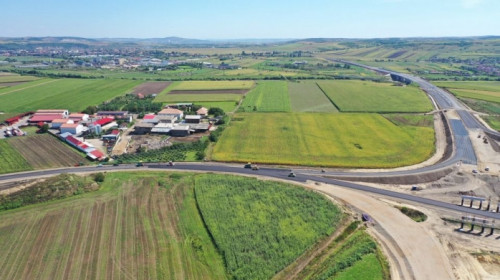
xmin=1 ymin=60 xmax=499 ymax=220
xmin=1 ymin=163 xmax=499 ymax=220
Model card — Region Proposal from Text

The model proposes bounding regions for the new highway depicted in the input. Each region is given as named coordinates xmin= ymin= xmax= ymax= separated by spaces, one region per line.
xmin=1 ymin=60 xmax=499 ymax=220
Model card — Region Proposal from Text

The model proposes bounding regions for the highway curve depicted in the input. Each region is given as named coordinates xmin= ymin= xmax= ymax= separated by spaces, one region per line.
xmin=1 ymin=61 xmax=499 ymax=220
xmin=1 ymin=163 xmax=499 ymax=220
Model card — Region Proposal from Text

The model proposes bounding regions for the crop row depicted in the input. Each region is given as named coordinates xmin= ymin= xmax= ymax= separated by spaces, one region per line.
xmin=194 ymin=174 xmax=342 ymax=280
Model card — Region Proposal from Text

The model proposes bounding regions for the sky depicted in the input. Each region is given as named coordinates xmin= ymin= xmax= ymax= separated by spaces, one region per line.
xmin=1 ymin=0 xmax=499 ymax=39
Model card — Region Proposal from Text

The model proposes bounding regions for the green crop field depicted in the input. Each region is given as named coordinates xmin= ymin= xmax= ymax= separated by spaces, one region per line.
xmin=239 ymin=81 xmax=291 ymax=112
xmin=194 ymin=101 xmax=238 ymax=113
xmin=0 ymin=140 xmax=32 ymax=174
xmin=484 ymin=116 xmax=500 ymax=131
xmin=288 ymin=81 xmax=338 ymax=112
xmin=172 ymin=80 xmax=254 ymax=90
xmin=212 ymin=113 xmax=435 ymax=168
xmin=0 ymin=78 xmax=140 ymax=113
xmin=295 ymin=223 xmax=389 ymax=280
xmin=317 ymin=80 xmax=433 ymax=113
xmin=0 ymin=74 xmax=38 ymax=83
xmin=434 ymin=81 xmax=500 ymax=92
xmin=0 ymin=172 xmax=351 ymax=280
xmin=194 ymin=174 xmax=342 ymax=280
xmin=434 ymin=81 xmax=500 ymax=103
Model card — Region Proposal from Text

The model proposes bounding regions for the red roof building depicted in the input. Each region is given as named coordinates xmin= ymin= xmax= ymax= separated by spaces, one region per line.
xmin=29 ymin=114 xmax=64 ymax=123
xmin=88 ymin=149 xmax=105 ymax=160
xmin=93 ymin=117 xmax=114 ymax=126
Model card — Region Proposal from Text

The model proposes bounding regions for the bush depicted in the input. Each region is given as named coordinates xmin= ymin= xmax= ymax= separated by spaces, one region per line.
xmin=93 ymin=172 xmax=105 ymax=182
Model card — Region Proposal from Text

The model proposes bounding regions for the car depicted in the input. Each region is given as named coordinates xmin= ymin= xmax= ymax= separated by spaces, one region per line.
xmin=96 ymin=164 xmax=103 ymax=168
xmin=251 ymin=165 xmax=259 ymax=170
xmin=472 ymin=169 xmax=478 ymax=174
xmin=244 ymin=163 xmax=252 ymax=168
xmin=136 ymin=162 xmax=144 ymax=167
xmin=168 ymin=161 xmax=175 ymax=166
xmin=113 ymin=163 xmax=120 ymax=166
xmin=288 ymin=172 xmax=296 ymax=177
xmin=485 ymin=166 xmax=490 ymax=172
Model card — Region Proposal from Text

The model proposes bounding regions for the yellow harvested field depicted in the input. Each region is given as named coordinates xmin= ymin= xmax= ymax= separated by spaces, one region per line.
xmin=212 ymin=113 xmax=435 ymax=168
xmin=173 ymin=81 xmax=254 ymax=90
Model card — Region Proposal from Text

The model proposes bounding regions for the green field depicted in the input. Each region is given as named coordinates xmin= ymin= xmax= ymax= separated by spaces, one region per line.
xmin=0 ymin=74 xmax=38 ymax=83
xmin=434 ymin=81 xmax=500 ymax=92
xmin=239 ymin=81 xmax=291 ymax=112
xmin=0 ymin=172 xmax=350 ymax=280
xmin=172 ymin=80 xmax=254 ymax=90
xmin=212 ymin=113 xmax=435 ymax=168
xmin=288 ymin=81 xmax=338 ymax=112
xmin=434 ymin=81 xmax=500 ymax=104
xmin=0 ymin=141 xmax=32 ymax=174
xmin=295 ymin=223 xmax=388 ymax=280
xmin=194 ymin=101 xmax=238 ymax=113
xmin=0 ymin=78 xmax=140 ymax=113
xmin=317 ymin=80 xmax=433 ymax=113
xmin=194 ymin=174 xmax=342 ymax=280
xmin=484 ymin=116 xmax=500 ymax=131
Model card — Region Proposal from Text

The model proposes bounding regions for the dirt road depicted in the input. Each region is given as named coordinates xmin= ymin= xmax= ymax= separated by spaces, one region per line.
xmin=310 ymin=182 xmax=455 ymax=280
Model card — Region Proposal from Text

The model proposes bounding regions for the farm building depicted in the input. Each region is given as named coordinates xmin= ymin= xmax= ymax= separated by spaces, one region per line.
xmin=96 ymin=111 xmax=131 ymax=122
xmin=51 ymin=119 xmax=74 ymax=129
xmin=151 ymin=123 xmax=173 ymax=134
xmin=196 ymin=107 xmax=208 ymax=116
xmin=157 ymin=115 xmax=177 ymax=124
xmin=93 ymin=117 xmax=114 ymax=126
xmin=170 ymin=125 xmax=190 ymax=137
xmin=36 ymin=109 xmax=69 ymax=117
xmin=29 ymin=109 xmax=69 ymax=124
xmin=102 ymin=129 xmax=120 ymax=142
xmin=62 ymin=134 xmax=106 ymax=161
xmin=134 ymin=122 xmax=154 ymax=134
xmin=60 ymin=123 xmax=84 ymax=135
xmin=190 ymin=123 xmax=210 ymax=133
xmin=68 ymin=113 xmax=89 ymax=123
xmin=185 ymin=115 xmax=201 ymax=124
xmin=142 ymin=114 xmax=159 ymax=124
xmin=159 ymin=107 xmax=183 ymax=119
xmin=97 ymin=111 xmax=128 ymax=118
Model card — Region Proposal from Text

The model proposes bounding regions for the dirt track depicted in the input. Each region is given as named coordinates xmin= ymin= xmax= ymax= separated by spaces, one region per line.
xmin=310 ymin=182 xmax=455 ymax=280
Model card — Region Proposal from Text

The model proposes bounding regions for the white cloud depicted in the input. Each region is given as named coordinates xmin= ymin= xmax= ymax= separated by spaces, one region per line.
xmin=461 ymin=0 xmax=483 ymax=8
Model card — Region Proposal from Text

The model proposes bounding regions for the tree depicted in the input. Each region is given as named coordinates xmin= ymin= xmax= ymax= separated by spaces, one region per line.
xmin=93 ymin=172 xmax=105 ymax=182
xmin=208 ymin=107 xmax=225 ymax=117
xmin=83 ymin=105 xmax=97 ymax=114
xmin=39 ymin=124 xmax=49 ymax=133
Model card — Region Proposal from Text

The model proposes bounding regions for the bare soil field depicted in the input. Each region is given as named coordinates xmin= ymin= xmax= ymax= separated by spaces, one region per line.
xmin=132 ymin=81 xmax=171 ymax=96
xmin=0 ymin=82 xmax=28 ymax=87
xmin=168 ymin=89 xmax=248 ymax=94
xmin=0 ymin=173 xmax=228 ymax=280
xmin=7 ymin=134 xmax=87 ymax=168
